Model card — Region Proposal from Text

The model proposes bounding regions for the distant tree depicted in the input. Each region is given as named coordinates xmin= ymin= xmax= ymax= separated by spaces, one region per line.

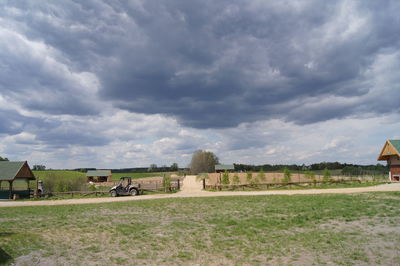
xmin=341 ymin=166 xmax=362 ymax=176
xmin=170 ymin=162 xmax=179 ymax=171
xmin=323 ymin=168 xmax=331 ymax=183
xmin=0 ymin=156 xmax=9 ymax=161
xmin=190 ymin=150 xmax=219 ymax=174
xmin=283 ymin=167 xmax=292 ymax=183
xmin=222 ymin=170 xmax=230 ymax=185
xmin=148 ymin=164 xmax=158 ymax=172
xmin=32 ymin=165 xmax=46 ymax=171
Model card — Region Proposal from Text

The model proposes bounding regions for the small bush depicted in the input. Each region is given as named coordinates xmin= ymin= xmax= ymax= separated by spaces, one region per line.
xmin=231 ymin=174 xmax=240 ymax=185
xmin=323 ymin=168 xmax=331 ymax=183
xmin=246 ymin=172 xmax=253 ymax=184
xmin=87 ymin=184 xmax=97 ymax=191
xmin=222 ymin=170 xmax=230 ymax=185
xmin=304 ymin=171 xmax=316 ymax=182
xmin=163 ymin=174 xmax=172 ymax=192
xmin=250 ymin=176 xmax=260 ymax=186
xmin=283 ymin=168 xmax=292 ymax=183
xmin=258 ymin=170 xmax=266 ymax=182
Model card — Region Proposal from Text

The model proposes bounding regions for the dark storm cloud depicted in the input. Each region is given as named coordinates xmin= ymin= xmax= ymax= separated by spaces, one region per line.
xmin=0 ymin=110 xmax=25 ymax=135
xmin=0 ymin=108 xmax=109 ymax=147
xmin=1 ymin=0 xmax=400 ymax=128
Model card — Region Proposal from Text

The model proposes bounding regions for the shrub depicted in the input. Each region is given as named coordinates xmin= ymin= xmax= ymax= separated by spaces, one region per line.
xmin=283 ymin=168 xmax=292 ymax=183
xmin=304 ymin=171 xmax=316 ymax=182
xmin=39 ymin=172 xmax=87 ymax=192
xmin=258 ymin=169 xmax=266 ymax=182
xmin=246 ymin=172 xmax=253 ymax=184
xmin=231 ymin=174 xmax=240 ymax=185
xmin=87 ymin=184 xmax=97 ymax=191
xmin=323 ymin=168 xmax=331 ymax=183
xmin=162 ymin=174 xmax=172 ymax=192
xmin=250 ymin=176 xmax=260 ymax=186
xmin=222 ymin=170 xmax=230 ymax=185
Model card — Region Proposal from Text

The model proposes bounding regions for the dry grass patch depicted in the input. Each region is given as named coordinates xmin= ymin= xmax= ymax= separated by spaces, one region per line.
xmin=1 ymin=192 xmax=400 ymax=265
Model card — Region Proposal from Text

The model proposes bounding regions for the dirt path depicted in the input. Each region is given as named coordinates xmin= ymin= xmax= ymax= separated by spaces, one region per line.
xmin=178 ymin=175 xmax=205 ymax=194
xmin=1 ymin=177 xmax=399 ymax=207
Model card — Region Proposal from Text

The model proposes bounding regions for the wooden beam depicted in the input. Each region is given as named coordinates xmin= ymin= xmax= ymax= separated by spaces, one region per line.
xmin=9 ymin=180 xmax=13 ymax=200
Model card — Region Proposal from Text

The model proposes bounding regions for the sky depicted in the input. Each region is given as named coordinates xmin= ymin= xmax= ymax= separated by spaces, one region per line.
xmin=0 ymin=0 xmax=399 ymax=169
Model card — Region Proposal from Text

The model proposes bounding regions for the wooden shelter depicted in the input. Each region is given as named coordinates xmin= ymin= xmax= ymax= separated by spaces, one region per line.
xmin=86 ymin=170 xmax=112 ymax=182
xmin=215 ymin=164 xmax=235 ymax=173
xmin=0 ymin=161 xmax=35 ymax=199
xmin=377 ymin=140 xmax=400 ymax=181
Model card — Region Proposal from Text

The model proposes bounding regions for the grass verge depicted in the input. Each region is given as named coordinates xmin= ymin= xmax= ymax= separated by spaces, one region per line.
xmin=1 ymin=192 xmax=400 ymax=265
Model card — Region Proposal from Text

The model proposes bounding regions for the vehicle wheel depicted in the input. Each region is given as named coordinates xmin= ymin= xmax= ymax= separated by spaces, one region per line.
xmin=130 ymin=188 xmax=138 ymax=196
xmin=110 ymin=190 xmax=117 ymax=197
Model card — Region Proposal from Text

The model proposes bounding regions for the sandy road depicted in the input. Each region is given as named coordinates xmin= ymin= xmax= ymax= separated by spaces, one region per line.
xmin=0 ymin=176 xmax=399 ymax=208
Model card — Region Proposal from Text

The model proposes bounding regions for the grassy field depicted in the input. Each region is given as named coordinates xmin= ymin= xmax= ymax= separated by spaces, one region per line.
xmin=1 ymin=192 xmax=400 ymax=265
xmin=33 ymin=171 xmax=160 ymax=182
xmin=33 ymin=170 xmax=86 ymax=179
xmin=111 ymin=172 xmax=163 ymax=182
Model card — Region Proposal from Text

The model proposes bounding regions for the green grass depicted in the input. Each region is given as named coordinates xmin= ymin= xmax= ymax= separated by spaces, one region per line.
xmin=33 ymin=170 xmax=86 ymax=179
xmin=34 ymin=171 xmax=162 ymax=183
xmin=1 ymin=192 xmax=400 ymax=265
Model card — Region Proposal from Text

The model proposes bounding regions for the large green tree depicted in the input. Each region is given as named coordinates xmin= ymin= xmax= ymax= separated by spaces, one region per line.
xmin=0 ymin=156 xmax=9 ymax=161
xmin=190 ymin=150 xmax=219 ymax=174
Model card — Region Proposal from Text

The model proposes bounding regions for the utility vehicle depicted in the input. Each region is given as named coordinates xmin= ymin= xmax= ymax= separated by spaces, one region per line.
xmin=109 ymin=176 xmax=140 ymax=197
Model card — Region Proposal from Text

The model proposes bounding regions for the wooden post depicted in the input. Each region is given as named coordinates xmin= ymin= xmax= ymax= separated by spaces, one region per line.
xmin=9 ymin=180 xmax=13 ymax=200
xmin=203 ymin=178 xmax=205 ymax=189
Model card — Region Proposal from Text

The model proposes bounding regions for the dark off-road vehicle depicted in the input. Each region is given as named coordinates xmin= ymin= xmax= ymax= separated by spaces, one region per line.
xmin=109 ymin=176 xmax=140 ymax=197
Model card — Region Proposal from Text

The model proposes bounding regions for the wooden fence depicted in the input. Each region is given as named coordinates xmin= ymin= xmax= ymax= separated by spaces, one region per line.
xmin=204 ymin=179 xmax=362 ymax=190
xmin=42 ymin=179 xmax=181 ymax=197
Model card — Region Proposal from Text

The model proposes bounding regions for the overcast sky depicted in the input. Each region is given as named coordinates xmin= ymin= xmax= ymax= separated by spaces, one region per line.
xmin=0 ymin=0 xmax=399 ymax=169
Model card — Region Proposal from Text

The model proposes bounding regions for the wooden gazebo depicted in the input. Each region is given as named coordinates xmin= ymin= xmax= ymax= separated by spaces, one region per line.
xmin=0 ymin=161 xmax=36 ymax=199
xmin=215 ymin=164 xmax=235 ymax=173
xmin=378 ymin=140 xmax=400 ymax=181
xmin=86 ymin=170 xmax=112 ymax=182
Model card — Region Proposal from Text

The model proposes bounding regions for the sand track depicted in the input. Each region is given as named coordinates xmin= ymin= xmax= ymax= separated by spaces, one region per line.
xmin=1 ymin=176 xmax=399 ymax=207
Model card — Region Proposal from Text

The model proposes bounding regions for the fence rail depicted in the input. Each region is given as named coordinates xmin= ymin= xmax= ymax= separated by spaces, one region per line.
xmin=204 ymin=179 xmax=365 ymax=190
xmin=42 ymin=179 xmax=181 ymax=197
